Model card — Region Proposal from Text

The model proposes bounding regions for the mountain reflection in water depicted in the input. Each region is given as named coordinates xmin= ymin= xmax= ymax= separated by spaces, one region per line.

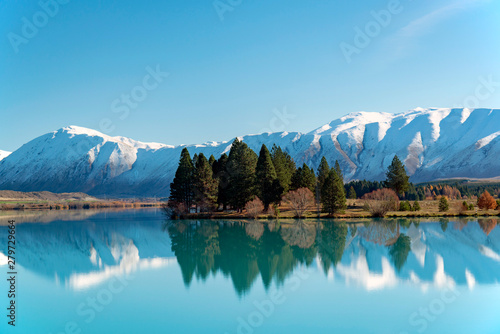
xmin=164 ymin=218 xmax=500 ymax=295
xmin=1 ymin=211 xmax=500 ymax=296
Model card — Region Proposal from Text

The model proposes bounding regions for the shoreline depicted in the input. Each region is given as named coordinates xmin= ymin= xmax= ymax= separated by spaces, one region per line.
xmin=1 ymin=206 xmax=498 ymax=225
xmin=0 ymin=201 xmax=162 ymax=211
xmin=1 ymin=198 xmax=498 ymax=220
xmin=176 ymin=211 xmax=500 ymax=220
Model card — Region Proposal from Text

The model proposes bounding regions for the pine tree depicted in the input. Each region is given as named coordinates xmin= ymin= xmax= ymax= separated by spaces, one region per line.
xmin=169 ymin=148 xmax=195 ymax=210
xmin=334 ymin=160 xmax=344 ymax=185
xmin=256 ymin=145 xmax=282 ymax=210
xmin=348 ymin=186 xmax=357 ymax=199
xmin=270 ymin=144 xmax=296 ymax=194
xmin=193 ymin=153 xmax=218 ymax=211
xmin=213 ymin=153 xmax=229 ymax=210
xmin=321 ymin=168 xmax=346 ymax=214
xmin=385 ymin=155 xmax=410 ymax=196
xmin=208 ymin=155 xmax=216 ymax=167
xmin=291 ymin=163 xmax=316 ymax=193
xmin=438 ymin=196 xmax=449 ymax=212
xmin=316 ymin=156 xmax=330 ymax=198
xmin=226 ymin=138 xmax=258 ymax=211
xmin=192 ymin=153 xmax=199 ymax=166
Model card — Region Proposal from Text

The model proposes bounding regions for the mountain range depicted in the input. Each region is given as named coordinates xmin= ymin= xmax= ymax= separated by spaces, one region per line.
xmin=0 ymin=107 xmax=499 ymax=197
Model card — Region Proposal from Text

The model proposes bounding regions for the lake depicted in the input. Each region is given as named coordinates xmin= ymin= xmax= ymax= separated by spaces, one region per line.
xmin=1 ymin=209 xmax=500 ymax=333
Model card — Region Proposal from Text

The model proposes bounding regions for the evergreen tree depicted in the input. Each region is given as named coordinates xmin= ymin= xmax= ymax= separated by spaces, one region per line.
xmin=256 ymin=145 xmax=283 ymax=210
xmin=385 ymin=155 xmax=410 ymax=196
xmin=169 ymin=148 xmax=195 ymax=209
xmin=192 ymin=153 xmax=199 ymax=166
xmin=316 ymin=157 xmax=330 ymax=199
xmin=291 ymin=163 xmax=316 ymax=193
xmin=270 ymin=144 xmax=296 ymax=194
xmin=438 ymin=196 xmax=449 ymax=212
xmin=193 ymin=153 xmax=219 ymax=211
xmin=348 ymin=186 xmax=357 ymax=199
xmin=334 ymin=160 xmax=344 ymax=185
xmin=213 ymin=153 xmax=230 ymax=210
xmin=208 ymin=155 xmax=216 ymax=167
xmin=321 ymin=168 xmax=347 ymax=214
xmin=226 ymin=138 xmax=258 ymax=211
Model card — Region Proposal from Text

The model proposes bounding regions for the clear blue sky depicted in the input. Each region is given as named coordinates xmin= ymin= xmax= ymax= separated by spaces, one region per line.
xmin=1 ymin=0 xmax=499 ymax=151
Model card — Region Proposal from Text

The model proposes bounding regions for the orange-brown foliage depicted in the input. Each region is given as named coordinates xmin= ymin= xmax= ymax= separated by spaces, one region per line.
xmin=477 ymin=191 xmax=497 ymax=210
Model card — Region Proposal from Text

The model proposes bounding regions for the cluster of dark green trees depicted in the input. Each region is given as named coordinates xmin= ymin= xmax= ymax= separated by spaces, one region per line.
xmin=169 ymin=139 xmax=348 ymax=214
xmin=347 ymin=158 xmax=500 ymax=201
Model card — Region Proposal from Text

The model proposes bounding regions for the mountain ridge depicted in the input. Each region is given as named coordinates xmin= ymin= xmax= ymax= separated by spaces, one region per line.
xmin=0 ymin=107 xmax=499 ymax=196
xmin=0 ymin=150 xmax=11 ymax=161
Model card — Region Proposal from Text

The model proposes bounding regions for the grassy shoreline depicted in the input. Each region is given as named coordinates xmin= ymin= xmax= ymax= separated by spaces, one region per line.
xmin=0 ymin=200 xmax=161 ymax=211
xmin=168 ymin=199 xmax=500 ymax=220
xmin=177 ymin=211 xmax=500 ymax=220
xmin=1 ymin=199 xmax=498 ymax=220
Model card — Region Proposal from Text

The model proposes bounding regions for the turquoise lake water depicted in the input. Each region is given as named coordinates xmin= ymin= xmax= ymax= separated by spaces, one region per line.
xmin=1 ymin=209 xmax=500 ymax=333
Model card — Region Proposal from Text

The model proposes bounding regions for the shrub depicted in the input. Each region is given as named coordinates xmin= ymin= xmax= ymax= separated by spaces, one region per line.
xmin=469 ymin=203 xmax=475 ymax=211
xmin=477 ymin=191 xmax=497 ymax=210
xmin=497 ymin=199 xmax=500 ymax=210
xmin=362 ymin=188 xmax=400 ymax=217
xmin=438 ymin=196 xmax=449 ymax=212
xmin=400 ymin=200 xmax=411 ymax=211
xmin=162 ymin=201 xmax=188 ymax=219
xmin=283 ymin=188 xmax=315 ymax=218
xmin=369 ymin=201 xmax=395 ymax=217
xmin=245 ymin=197 xmax=264 ymax=218
xmin=362 ymin=188 xmax=399 ymax=210
xmin=458 ymin=201 xmax=469 ymax=215
xmin=413 ymin=200 xmax=421 ymax=211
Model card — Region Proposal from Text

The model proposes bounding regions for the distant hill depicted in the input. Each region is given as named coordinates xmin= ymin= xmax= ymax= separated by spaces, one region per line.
xmin=0 ymin=190 xmax=97 ymax=202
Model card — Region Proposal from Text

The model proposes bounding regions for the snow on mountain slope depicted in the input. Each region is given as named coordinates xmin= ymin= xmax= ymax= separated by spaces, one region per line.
xmin=0 ymin=150 xmax=11 ymax=161
xmin=0 ymin=108 xmax=499 ymax=196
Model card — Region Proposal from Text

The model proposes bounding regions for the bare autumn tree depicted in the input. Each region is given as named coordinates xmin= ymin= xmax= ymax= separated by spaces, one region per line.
xmin=284 ymin=187 xmax=315 ymax=218
xmin=245 ymin=197 xmax=264 ymax=218
xmin=362 ymin=188 xmax=400 ymax=217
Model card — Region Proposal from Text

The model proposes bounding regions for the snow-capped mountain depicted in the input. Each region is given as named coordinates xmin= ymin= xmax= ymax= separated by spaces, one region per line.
xmin=0 ymin=107 xmax=499 ymax=196
xmin=0 ymin=150 xmax=11 ymax=161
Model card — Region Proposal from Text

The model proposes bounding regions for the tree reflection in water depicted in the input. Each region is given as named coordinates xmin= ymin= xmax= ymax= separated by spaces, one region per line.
xmin=164 ymin=218 xmax=498 ymax=295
